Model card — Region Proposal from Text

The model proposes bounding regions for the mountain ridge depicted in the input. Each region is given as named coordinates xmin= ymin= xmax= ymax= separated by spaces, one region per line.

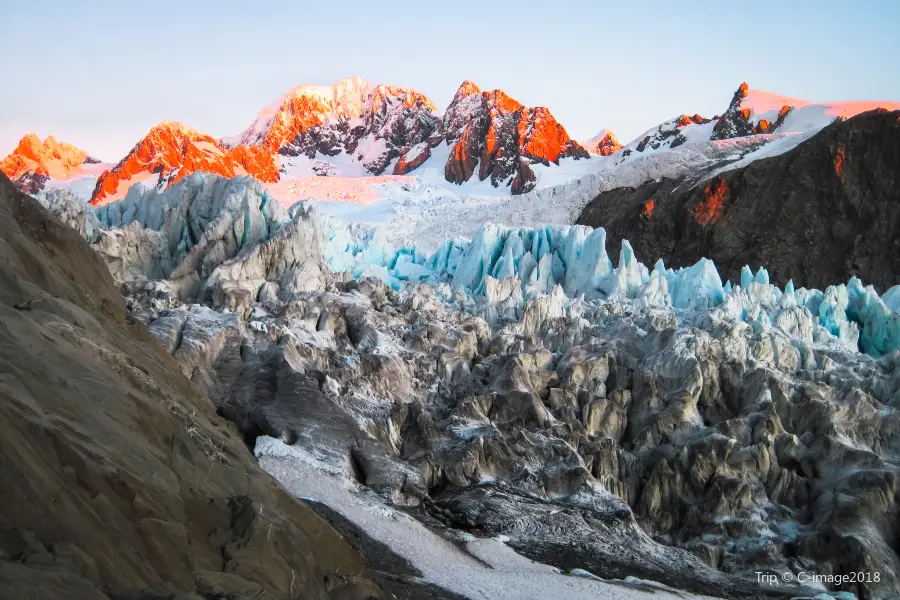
xmin=4 ymin=79 xmax=899 ymax=204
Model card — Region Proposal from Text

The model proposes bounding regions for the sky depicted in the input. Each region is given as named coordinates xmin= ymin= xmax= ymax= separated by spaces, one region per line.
xmin=2 ymin=0 xmax=899 ymax=160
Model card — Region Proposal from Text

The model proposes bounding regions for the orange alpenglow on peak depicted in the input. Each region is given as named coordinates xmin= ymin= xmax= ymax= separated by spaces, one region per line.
xmin=223 ymin=78 xmax=440 ymax=167
xmin=0 ymin=133 xmax=94 ymax=179
xmin=443 ymin=81 xmax=589 ymax=194
xmin=454 ymin=80 xmax=482 ymax=98
xmin=90 ymin=121 xmax=277 ymax=205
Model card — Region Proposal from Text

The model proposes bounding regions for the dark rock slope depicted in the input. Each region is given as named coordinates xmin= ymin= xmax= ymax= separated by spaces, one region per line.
xmin=578 ymin=109 xmax=900 ymax=291
xmin=0 ymin=172 xmax=396 ymax=600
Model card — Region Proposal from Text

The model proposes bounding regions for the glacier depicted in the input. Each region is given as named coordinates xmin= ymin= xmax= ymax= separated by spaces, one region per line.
xmin=33 ymin=172 xmax=900 ymax=596
xmin=81 ymin=172 xmax=899 ymax=357
xmin=315 ymin=209 xmax=900 ymax=357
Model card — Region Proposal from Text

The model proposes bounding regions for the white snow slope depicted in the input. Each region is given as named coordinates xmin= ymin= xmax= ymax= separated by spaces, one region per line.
xmin=257 ymin=438 xmax=715 ymax=600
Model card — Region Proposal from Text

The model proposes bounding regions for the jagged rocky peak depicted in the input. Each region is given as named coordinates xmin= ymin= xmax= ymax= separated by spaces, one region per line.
xmin=443 ymin=80 xmax=590 ymax=194
xmin=90 ymin=121 xmax=277 ymax=206
xmin=584 ymin=129 xmax=622 ymax=156
xmin=710 ymin=81 xmax=797 ymax=139
xmin=224 ymin=77 xmax=442 ymax=177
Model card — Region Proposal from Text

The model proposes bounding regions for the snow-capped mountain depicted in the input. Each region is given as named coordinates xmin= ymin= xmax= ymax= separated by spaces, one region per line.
xmin=223 ymin=77 xmax=590 ymax=194
xmin=0 ymin=134 xmax=109 ymax=196
xmin=439 ymin=81 xmax=590 ymax=194
xmin=618 ymin=81 xmax=900 ymax=159
xmin=59 ymin=77 xmax=588 ymax=204
xmin=583 ymin=129 xmax=622 ymax=156
xmin=5 ymin=79 xmax=899 ymax=209
xmin=90 ymin=121 xmax=278 ymax=205
xmin=223 ymin=76 xmax=440 ymax=178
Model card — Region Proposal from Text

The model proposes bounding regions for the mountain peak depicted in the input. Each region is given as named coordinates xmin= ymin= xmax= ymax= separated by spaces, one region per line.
xmin=91 ymin=121 xmax=277 ymax=205
xmin=584 ymin=129 xmax=622 ymax=156
xmin=454 ymin=80 xmax=482 ymax=99
xmin=147 ymin=121 xmax=206 ymax=138
xmin=443 ymin=82 xmax=589 ymax=193
xmin=1 ymin=133 xmax=94 ymax=180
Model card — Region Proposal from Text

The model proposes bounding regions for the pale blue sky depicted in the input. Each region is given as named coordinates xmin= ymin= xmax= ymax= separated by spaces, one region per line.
xmin=2 ymin=0 xmax=898 ymax=160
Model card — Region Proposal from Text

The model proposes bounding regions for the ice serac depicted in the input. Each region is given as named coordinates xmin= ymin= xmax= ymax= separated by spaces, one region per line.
xmin=309 ymin=208 xmax=900 ymax=356
xmin=90 ymin=121 xmax=278 ymax=206
xmin=1 ymin=134 xmax=105 ymax=195
xmin=583 ymin=129 xmax=622 ymax=156
xmin=442 ymin=80 xmax=590 ymax=193
xmin=34 ymin=188 xmax=102 ymax=243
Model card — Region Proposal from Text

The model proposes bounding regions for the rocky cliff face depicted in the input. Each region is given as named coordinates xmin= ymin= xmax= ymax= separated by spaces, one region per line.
xmin=577 ymin=109 xmax=900 ymax=291
xmin=442 ymin=81 xmax=590 ymax=194
xmin=0 ymin=171 xmax=408 ymax=600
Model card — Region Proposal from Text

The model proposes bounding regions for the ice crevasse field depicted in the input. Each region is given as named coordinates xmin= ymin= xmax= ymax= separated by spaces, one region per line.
xmin=313 ymin=194 xmax=900 ymax=360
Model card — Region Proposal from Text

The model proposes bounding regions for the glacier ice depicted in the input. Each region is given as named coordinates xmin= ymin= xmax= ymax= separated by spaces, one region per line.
xmin=311 ymin=210 xmax=900 ymax=357
xmin=82 ymin=174 xmax=900 ymax=357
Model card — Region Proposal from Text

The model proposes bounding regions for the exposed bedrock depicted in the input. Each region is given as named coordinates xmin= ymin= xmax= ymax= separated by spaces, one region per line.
xmin=577 ymin=109 xmax=900 ymax=292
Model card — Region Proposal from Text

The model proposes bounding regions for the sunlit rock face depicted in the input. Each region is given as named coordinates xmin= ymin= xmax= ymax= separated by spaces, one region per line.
xmin=34 ymin=171 xmax=900 ymax=599
xmin=442 ymin=81 xmax=590 ymax=194
xmin=0 ymin=133 xmax=94 ymax=178
xmin=90 ymin=122 xmax=279 ymax=205
xmin=234 ymin=77 xmax=442 ymax=176
xmin=0 ymin=134 xmax=106 ymax=195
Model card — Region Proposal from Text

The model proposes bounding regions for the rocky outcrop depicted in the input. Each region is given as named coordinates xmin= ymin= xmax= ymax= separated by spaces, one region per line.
xmin=392 ymin=143 xmax=431 ymax=175
xmin=578 ymin=109 xmax=900 ymax=291
xmin=0 ymin=171 xmax=398 ymax=600
xmin=710 ymin=82 xmax=756 ymax=140
xmin=90 ymin=122 xmax=278 ymax=205
xmin=441 ymin=81 xmax=589 ymax=193
xmin=622 ymin=113 xmax=717 ymax=158
xmin=710 ymin=83 xmax=794 ymax=140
